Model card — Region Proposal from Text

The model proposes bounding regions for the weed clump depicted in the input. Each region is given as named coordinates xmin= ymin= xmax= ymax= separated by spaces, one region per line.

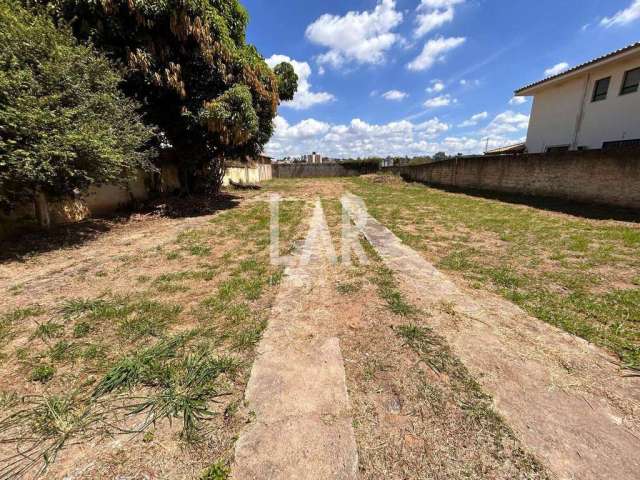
xmin=200 ymin=462 xmax=230 ymax=480
xmin=30 ymin=364 xmax=55 ymax=383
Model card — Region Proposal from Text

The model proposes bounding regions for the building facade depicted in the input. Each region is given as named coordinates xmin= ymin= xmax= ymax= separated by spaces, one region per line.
xmin=302 ymin=152 xmax=324 ymax=164
xmin=515 ymin=43 xmax=640 ymax=154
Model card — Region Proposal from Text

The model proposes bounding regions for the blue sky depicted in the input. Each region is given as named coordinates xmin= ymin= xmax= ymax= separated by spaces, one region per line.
xmin=242 ymin=0 xmax=640 ymax=158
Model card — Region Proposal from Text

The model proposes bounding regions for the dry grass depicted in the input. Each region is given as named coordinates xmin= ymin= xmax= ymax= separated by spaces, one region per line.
xmin=0 ymin=194 xmax=306 ymax=479
xmin=350 ymin=176 xmax=640 ymax=369
xmin=335 ymin=243 xmax=549 ymax=479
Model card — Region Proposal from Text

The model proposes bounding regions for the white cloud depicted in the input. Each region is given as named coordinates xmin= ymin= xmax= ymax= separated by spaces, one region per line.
xmin=265 ymin=55 xmax=335 ymax=110
xmin=458 ymin=111 xmax=488 ymax=127
xmin=267 ymin=116 xmax=452 ymax=158
xmin=415 ymin=8 xmax=454 ymax=38
xmin=424 ymin=94 xmax=456 ymax=108
xmin=459 ymin=78 xmax=480 ymax=87
xmin=305 ymin=0 xmax=403 ymax=70
xmin=508 ymin=96 xmax=528 ymax=105
xmin=382 ymin=90 xmax=408 ymax=101
xmin=418 ymin=0 xmax=464 ymax=6
xmin=273 ymin=116 xmax=330 ymax=139
xmin=414 ymin=0 xmax=464 ymax=38
xmin=544 ymin=62 xmax=570 ymax=77
xmin=601 ymin=0 xmax=640 ymax=27
xmin=426 ymin=80 xmax=445 ymax=93
xmin=407 ymin=36 xmax=466 ymax=71
xmin=482 ymin=110 xmax=530 ymax=136
xmin=267 ymin=114 xmax=527 ymax=158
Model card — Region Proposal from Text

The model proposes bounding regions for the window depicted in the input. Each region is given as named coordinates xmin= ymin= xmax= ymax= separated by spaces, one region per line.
xmin=592 ymin=77 xmax=610 ymax=101
xmin=620 ymin=67 xmax=640 ymax=95
xmin=602 ymin=139 xmax=640 ymax=150
xmin=546 ymin=145 xmax=570 ymax=154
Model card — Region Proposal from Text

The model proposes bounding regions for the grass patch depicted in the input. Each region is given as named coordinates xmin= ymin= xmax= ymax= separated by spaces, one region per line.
xmin=395 ymin=321 xmax=547 ymax=474
xmin=2 ymin=305 xmax=45 ymax=323
xmin=34 ymin=322 xmax=64 ymax=340
xmin=62 ymin=296 xmax=182 ymax=341
xmin=30 ymin=364 xmax=55 ymax=383
xmin=351 ymin=176 xmax=640 ymax=368
xmin=189 ymin=244 xmax=212 ymax=257
xmin=200 ymin=462 xmax=230 ymax=480
xmin=1 ymin=306 xmax=45 ymax=344
xmin=166 ymin=251 xmax=181 ymax=260
xmin=94 ymin=333 xmax=239 ymax=441
xmin=0 ymin=193 xmax=307 ymax=477
xmin=48 ymin=341 xmax=78 ymax=363
xmin=372 ymin=265 xmax=416 ymax=316
xmin=336 ymin=281 xmax=362 ymax=295
xmin=73 ymin=321 xmax=92 ymax=338
xmin=93 ymin=333 xmax=194 ymax=397
xmin=0 ymin=394 xmax=99 ymax=478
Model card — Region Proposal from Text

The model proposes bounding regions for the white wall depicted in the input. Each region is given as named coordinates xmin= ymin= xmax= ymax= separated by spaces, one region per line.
xmin=525 ymin=51 xmax=640 ymax=153
xmin=223 ymin=164 xmax=272 ymax=186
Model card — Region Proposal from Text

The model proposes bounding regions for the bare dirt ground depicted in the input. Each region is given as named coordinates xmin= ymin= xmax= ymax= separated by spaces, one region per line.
xmin=1 ymin=177 xmax=638 ymax=480
xmin=343 ymin=191 xmax=640 ymax=479
xmin=0 ymin=191 xmax=305 ymax=479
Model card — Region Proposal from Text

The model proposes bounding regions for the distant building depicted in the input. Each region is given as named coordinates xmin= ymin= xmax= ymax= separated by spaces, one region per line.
xmin=302 ymin=152 xmax=324 ymax=164
xmin=515 ymin=42 xmax=640 ymax=154
xmin=484 ymin=143 xmax=526 ymax=155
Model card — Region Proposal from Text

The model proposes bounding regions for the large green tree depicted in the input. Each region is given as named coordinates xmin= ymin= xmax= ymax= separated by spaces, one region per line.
xmin=0 ymin=0 xmax=156 ymax=227
xmin=41 ymin=0 xmax=298 ymax=192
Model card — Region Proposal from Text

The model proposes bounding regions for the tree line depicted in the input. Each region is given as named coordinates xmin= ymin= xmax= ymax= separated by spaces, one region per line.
xmin=0 ymin=0 xmax=298 ymax=227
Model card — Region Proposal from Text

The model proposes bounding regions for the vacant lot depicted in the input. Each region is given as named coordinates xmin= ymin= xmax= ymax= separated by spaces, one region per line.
xmin=0 ymin=192 xmax=306 ymax=478
xmin=347 ymin=176 xmax=640 ymax=370
xmin=0 ymin=176 xmax=638 ymax=479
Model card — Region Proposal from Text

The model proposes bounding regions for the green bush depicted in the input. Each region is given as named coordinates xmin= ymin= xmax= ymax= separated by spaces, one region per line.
xmin=0 ymin=0 xmax=155 ymax=216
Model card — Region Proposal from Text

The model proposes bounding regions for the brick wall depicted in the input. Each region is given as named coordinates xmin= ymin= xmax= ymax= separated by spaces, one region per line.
xmin=386 ymin=150 xmax=640 ymax=209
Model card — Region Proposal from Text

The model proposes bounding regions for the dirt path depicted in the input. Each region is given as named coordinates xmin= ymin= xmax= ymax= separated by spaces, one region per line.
xmin=343 ymin=193 xmax=640 ymax=480
xmin=232 ymin=200 xmax=358 ymax=479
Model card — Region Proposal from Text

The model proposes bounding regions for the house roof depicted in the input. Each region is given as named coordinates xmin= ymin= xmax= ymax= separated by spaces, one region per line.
xmin=515 ymin=42 xmax=640 ymax=96
xmin=485 ymin=142 xmax=526 ymax=155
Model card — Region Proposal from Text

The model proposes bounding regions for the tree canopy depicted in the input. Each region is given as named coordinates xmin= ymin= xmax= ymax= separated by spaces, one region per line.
xmin=42 ymin=0 xmax=298 ymax=190
xmin=0 ymin=0 xmax=155 ymax=215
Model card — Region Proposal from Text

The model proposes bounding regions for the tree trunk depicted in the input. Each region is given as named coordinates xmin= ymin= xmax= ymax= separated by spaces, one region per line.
xmin=34 ymin=191 xmax=51 ymax=229
xmin=209 ymin=157 xmax=226 ymax=195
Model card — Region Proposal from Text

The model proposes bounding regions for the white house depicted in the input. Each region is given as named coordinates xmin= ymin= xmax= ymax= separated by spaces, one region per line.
xmin=515 ymin=42 xmax=640 ymax=154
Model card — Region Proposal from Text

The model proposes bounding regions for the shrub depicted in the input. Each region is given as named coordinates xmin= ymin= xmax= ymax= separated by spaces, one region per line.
xmin=0 ymin=0 xmax=156 ymax=225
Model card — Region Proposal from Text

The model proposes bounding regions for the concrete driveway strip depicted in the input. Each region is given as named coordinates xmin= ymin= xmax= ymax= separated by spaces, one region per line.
xmin=233 ymin=200 xmax=358 ymax=480
xmin=342 ymin=192 xmax=640 ymax=480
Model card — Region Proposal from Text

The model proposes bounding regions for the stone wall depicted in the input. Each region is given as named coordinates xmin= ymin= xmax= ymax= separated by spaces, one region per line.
xmin=386 ymin=150 xmax=640 ymax=209
xmin=272 ymin=162 xmax=378 ymax=178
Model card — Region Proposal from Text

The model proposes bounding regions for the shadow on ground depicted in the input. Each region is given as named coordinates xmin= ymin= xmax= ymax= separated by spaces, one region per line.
xmin=140 ymin=192 xmax=242 ymax=218
xmin=409 ymin=182 xmax=640 ymax=223
xmin=0 ymin=193 xmax=241 ymax=262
